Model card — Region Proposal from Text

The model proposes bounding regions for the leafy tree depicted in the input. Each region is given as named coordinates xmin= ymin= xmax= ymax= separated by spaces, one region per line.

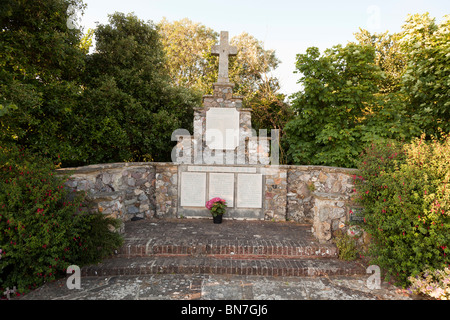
xmin=285 ymin=44 xmax=384 ymax=168
xmin=353 ymin=28 xmax=421 ymax=144
xmin=73 ymin=12 xmax=200 ymax=165
xmin=354 ymin=29 xmax=407 ymax=94
xmin=228 ymin=32 xmax=280 ymax=100
xmin=397 ymin=13 xmax=450 ymax=136
xmin=1 ymin=4 xmax=200 ymax=166
xmin=158 ymin=17 xmax=218 ymax=94
xmin=285 ymin=13 xmax=448 ymax=168
xmin=354 ymin=14 xmax=450 ymax=139
xmin=0 ymin=0 xmax=87 ymax=161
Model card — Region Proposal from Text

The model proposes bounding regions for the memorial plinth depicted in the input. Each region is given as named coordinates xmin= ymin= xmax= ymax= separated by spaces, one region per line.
xmin=178 ymin=164 xmax=265 ymax=220
xmin=175 ymin=31 xmax=270 ymax=220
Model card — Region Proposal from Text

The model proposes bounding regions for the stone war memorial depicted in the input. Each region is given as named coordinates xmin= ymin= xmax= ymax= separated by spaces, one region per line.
xmin=58 ymin=31 xmax=359 ymax=244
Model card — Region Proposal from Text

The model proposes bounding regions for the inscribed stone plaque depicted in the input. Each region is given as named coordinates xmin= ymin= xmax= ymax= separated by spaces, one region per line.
xmin=188 ymin=166 xmax=256 ymax=173
xmin=237 ymin=174 xmax=262 ymax=208
xmin=209 ymin=173 xmax=234 ymax=207
xmin=180 ymin=172 xmax=206 ymax=207
xmin=206 ymin=108 xmax=240 ymax=150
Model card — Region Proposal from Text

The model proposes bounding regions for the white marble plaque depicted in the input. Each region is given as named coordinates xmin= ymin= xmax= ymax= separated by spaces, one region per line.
xmin=188 ymin=166 xmax=256 ymax=173
xmin=208 ymin=173 xmax=234 ymax=207
xmin=237 ymin=174 xmax=262 ymax=208
xmin=180 ymin=172 xmax=206 ymax=207
xmin=206 ymin=108 xmax=240 ymax=150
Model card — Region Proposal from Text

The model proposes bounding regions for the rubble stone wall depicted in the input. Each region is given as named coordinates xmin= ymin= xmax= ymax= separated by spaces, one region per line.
xmin=58 ymin=163 xmax=357 ymax=242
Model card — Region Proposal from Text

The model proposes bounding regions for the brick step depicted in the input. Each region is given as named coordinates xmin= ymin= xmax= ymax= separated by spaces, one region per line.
xmin=118 ymin=240 xmax=338 ymax=259
xmin=81 ymin=256 xmax=366 ymax=278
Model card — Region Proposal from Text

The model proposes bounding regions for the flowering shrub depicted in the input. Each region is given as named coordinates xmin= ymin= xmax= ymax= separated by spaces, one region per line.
xmin=206 ymin=197 xmax=227 ymax=217
xmin=0 ymin=146 xmax=123 ymax=297
xmin=408 ymin=268 xmax=450 ymax=300
xmin=354 ymin=133 xmax=450 ymax=286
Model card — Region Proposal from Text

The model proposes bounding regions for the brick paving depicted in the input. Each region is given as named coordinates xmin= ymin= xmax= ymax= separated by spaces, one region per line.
xmin=117 ymin=218 xmax=338 ymax=259
xmin=16 ymin=218 xmax=424 ymax=301
xmin=81 ymin=218 xmax=366 ymax=278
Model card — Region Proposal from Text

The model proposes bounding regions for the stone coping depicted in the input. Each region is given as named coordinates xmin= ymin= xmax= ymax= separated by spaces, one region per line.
xmin=56 ymin=162 xmax=358 ymax=174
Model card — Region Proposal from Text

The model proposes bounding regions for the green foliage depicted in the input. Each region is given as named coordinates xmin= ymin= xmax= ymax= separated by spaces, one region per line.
xmin=64 ymin=12 xmax=200 ymax=165
xmin=72 ymin=212 xmax=123 ymax=267
xmin=158 ymin=17 xmax=219 ymax=94
xmin=229 ymin=32 xmax=280 ymax=100
xmin=210 ymin=202 xmax=226 ymax=218
xmin=353 ymin=133 xmax=450 ymax=286
xmin=0 ymin=145 xmax=123 ymax=296
xmin=0 ymin=0 xmax=87 ymax=163
xmin=398 ymin=13 xmax=450 ymax=136
xmin=1 ymin=5 xmax=201 ymax=167
xmin=285 ymin=44 xmax=385 ymax=168
xmin=333 ymin=229 xmax=359 ymax=261
xmin=286 ymin=13 xmax=449 ymax=168
xmin=354 ymin=29 xmax=407 ymax=94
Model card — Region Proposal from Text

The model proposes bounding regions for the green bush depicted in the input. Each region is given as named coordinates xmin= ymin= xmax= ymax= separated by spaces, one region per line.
xmin=333 ymin=229 xmax=359 ymax=261
xmin=354 ymin=133 xmax=450 ymax=287
xmin=0 ymin=145 xmax=123 ymax=296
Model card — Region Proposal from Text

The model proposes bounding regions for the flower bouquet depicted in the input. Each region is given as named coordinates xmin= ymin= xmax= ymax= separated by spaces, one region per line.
xmin=206 ymin=197 xmax=227 ymax=224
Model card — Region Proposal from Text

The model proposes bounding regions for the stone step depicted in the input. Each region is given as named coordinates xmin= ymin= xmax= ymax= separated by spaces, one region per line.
xmin=117 ymin=219 xmax=338 ymax=259
xmin=118 ymin=239 xmax=338 ymax=259
xmin=81 ymin=256 xmax=366 ymax=278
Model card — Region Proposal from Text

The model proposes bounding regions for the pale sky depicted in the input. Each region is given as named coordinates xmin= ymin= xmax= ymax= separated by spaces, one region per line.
xmin=77 ymin=0 xmax=450 ymax=97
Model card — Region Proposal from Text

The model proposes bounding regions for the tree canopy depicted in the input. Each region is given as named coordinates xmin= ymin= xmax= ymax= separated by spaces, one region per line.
xmin=398 ymin=13 xmax=450 ymax=136
xmin=285 ymin=43 xmax=386 ymax=167
xmin=0 ymin=3 xmax=200 ymax=167
xmin=76 ymin=12 xmax=199 ymax=164
xmin=1 ymin=2 xmax=447 ymax=170
xmin=285 ymin=13 xmax=449 ymax=168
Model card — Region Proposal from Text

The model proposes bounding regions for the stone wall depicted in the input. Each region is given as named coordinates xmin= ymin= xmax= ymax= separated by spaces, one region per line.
xmin=263 ymin=167 xmax=288 ymax=221
xmin=285 ymin=166 xmax=356 ymax=241
xmin=58 ymin=163 xmax=357 ymax=242
xmin=58 ymin=163 xmax=156 ymax=222
xmin=154 ymin=164 xmax=178 ymax=218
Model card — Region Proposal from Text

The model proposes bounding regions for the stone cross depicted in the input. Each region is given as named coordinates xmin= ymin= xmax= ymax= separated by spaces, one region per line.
xmin=211 ymin=31 xmax=237 ymax=84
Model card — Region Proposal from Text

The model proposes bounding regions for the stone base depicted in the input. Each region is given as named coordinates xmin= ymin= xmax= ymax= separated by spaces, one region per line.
xmin=312 ymin=192 xmax=350 ymax=243
xmin=179 ymin=208 xmax=264 ymax=220
xmin=59 ymin=163 xmax=358 ymax=243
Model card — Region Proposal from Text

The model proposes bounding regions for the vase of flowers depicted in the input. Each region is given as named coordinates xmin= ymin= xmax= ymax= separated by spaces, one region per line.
xmin=206 ymin=197 xmax=227 ymax=224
